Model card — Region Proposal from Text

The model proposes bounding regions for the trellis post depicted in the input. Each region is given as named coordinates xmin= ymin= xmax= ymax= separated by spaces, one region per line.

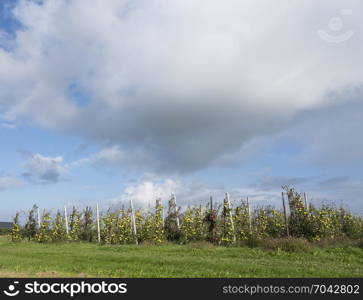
xmin=282 ymin=192 xmax=290 ymax=237
xmin=225 ymin=192 xmax=236 ymax=243
xmin=130 ymin=199 xmax=138 ymax=245
xmin=304 ymin=192 xmax=309 ymax=212
xmin=37 ymin=206 xmax=41 ymax=229
xmin=96 ymin=203 xmax=101 ymax=244
xmin=64 ymin=206 xmax=69 ymax=235
xmin=172 ymin=193 xmax=180 ymax=230
xmin=246 ymin=196 xmax=252 ymax=233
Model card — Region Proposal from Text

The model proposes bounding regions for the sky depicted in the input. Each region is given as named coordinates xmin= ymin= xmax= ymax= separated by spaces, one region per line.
xmin=0 ymin=0 xmax=362 ymax=221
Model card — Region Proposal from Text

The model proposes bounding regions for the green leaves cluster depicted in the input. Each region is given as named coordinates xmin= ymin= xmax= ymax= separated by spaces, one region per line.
xmin=10 ymin=191 xmax=363 ymax=245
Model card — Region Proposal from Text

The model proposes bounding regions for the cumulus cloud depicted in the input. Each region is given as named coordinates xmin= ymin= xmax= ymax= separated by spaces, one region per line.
xmin=22 ymin=152 xmax=66 ymax=183
xmin=110 ymin=175 xmax=281 ymax=210
xmin=0 ymin=176 xmax=23 ymax=191
xmin=0 ymin=0 xmax=362 ymax=173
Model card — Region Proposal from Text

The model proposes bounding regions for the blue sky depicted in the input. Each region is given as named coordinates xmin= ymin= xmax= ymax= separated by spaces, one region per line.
xmin=1 ymin=0 xmax=362 ymax=221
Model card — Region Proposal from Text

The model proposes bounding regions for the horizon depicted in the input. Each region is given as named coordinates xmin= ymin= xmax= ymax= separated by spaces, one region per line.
xmin=1 ymin=0 xmax=362 ymax=221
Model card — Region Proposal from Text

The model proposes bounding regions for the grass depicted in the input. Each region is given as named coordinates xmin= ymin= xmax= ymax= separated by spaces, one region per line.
xmin=0 ymin=236 xmax=362 ymax=278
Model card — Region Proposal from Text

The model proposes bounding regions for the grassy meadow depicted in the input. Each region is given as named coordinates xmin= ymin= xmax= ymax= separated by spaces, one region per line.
xmin=0 ymin=236 xmax=362 ymax=278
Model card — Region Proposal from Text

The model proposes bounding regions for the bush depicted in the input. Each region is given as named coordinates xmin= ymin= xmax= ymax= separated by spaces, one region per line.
xmin=0 ymin=228 xmax=11 ymax=235
xmin=262 ymin=237 xmax=313 ymax=253
xmin=356 ymin=238 xmax=363 ymax=249
xmin=9 ymin=188 xmax=363 ymax=245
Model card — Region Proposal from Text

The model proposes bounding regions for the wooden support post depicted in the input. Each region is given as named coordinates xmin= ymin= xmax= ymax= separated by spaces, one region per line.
xmin=304 ymin=192 xmax=309 ymax=212
xmin=246 ymin=196 xmax=252 ymax=233
xmin=37 ymin=207 xmax=41 ymax=229
xmin=209 ymin=193 xmax=213 ymax=212
xmin=162 ymin=206 xmax=165 ymax=228
xmin=282 ymin=192 xmax=289 ymax=237
xmin=64 ymin=206 xmax=69 ymax=235
xmin=172 ymin=193 xmax=180 ymax=230
xmin=225 ymin=192 xmax=236 ymax=243
xmin=156 ymin=198 xmax=164 ymax=228
xmin=287 ymin=188 xmax=293 ymax=213
xmin=96 ymin=203 xmax=101 ymax=244
xmin=130 ymin=199 xmax=138 ymax=245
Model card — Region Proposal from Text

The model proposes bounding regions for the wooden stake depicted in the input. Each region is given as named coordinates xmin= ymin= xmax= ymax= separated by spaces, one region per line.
xmin=172 ymin=193 xmax=180 ymax=230
xmin=130 ymin=199 xmax=138 ymax=245
xmin=246 ymin=196 xmax=252 ymax=232
xmin=37 ymin=207 xmax=41 ymax=229
xmin=287 ymin=188 xmax=293 ymax=214
xmin=209 ymin=193 xmax=213 ymax=211
xmin=157 ymin=199 xmax=164 ymax=228
xmin=162 ymin=206 xmax=165 ymax=228
xmin=282 ymin=192 xmax=289 ymax=237
xmin=225 ymin=192 xmax=236 ymax=243
xmin=304 ymin=192 xmax=309 ymax=211
xmin=64 ymin=206 xmax=69 ymax=235
xmin=96 ymin=203 xmax=101 ymax=244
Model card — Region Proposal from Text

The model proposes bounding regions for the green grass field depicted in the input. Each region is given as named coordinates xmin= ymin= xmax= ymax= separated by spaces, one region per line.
xmin=0 ymin=236 xmax=362 ymax=278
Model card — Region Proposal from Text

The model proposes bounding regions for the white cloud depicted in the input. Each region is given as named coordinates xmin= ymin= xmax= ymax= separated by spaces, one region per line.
xmin=0 ymin=0 xmax=362 ymax=172
xmin=110 ymin=175 xmax=281 ymax=210
xmin=108 ymin=173 xmax=363 ymax=214
xmin=22 ymin=153 xmax=66 ymax=183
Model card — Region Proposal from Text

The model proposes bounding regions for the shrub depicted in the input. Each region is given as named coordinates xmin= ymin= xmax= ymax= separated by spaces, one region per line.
xmin=68 ymin=207 xmax=81 ymax=241
xmin=51 ymin=211 xmax=66 ymax=242
xmin=117 ymin=208 xmax=133 ymax=244
xmin=262 ymin=237 xmax=313 ymax=253
xmin=12 ymin=187 xmax=363 ymax=245
xmin=24 ymin=205 xmax=38 ymax=241
xmin=80 ymin=206 xmax=95 ymax=242
xmin=152 ymin=199 xmax=165 ymax=244
xmin=164 ymin=197 xmax=181 ymax=241
xmin=11 ymin=212 xmax=22 ymax=242
xmin=35 ymin=211 xmax=51 ymax=243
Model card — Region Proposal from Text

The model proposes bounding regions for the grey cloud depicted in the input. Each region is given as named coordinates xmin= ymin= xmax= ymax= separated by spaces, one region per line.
xmin=21 ymin=152 xmax=66 ymax=184
xmin=253 ymin=175 xmax=310 ymax=191
xmin=318 ymin=176 xmax=350 ymax=188
xmin=0 ymin=0 xmax=363 ymax=173
xmin=309 ymin=177 xmax=363 ymax=214
xmin=284 ymin=90 xmax=363 ymax=166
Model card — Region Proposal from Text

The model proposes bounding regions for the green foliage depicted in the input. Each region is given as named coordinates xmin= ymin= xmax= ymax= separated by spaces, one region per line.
xmin=234 ymin=200 xmax=251 ymax=241
xmin=10 ymin=188 xmax=363 ymax=245
xmin=51 ymin=211 xmax=66 ymax=242
xmin=68 ymin=207 xmax=81 ymax=241
xmin=204 ymin=201 xmax=218 ymax=244
xmin=80 ymin=206 xmax=95 ymax=242
xmin=34 ymin=211 xmax=51 ymax=243
xmin=117 ymin=208 xmax=133 ymax=244
xmin=262 ymin=237 xmax=313 ymax=253
xmin=24 ymin=205 xmax=38 ymax=241
xmin=152 ymin=199 xmax=165 ymax=244
xmin=11 ymin=212 xmax=22 ymax=242
xmin=221 ymin=198 xmax=235 ymax=245
xmin=181 ymin=205 xmax=206 ymax=243
xmin=101 ymin=210 xmax=116 ymax=244
xmin=164 ymin=197 xmax=181 ymax=241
